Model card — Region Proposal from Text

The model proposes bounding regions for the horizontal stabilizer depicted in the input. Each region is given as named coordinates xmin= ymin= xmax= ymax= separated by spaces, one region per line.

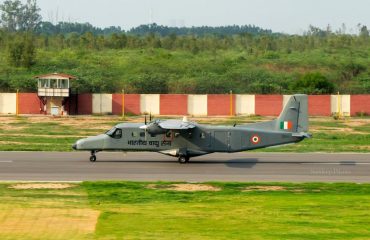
xmin=292 ymin=132 xmax=312 ymax=138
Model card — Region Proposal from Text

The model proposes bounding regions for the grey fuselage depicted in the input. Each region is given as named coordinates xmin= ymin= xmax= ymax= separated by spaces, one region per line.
xmin=73 ymin=122 xmax=303 ymax=157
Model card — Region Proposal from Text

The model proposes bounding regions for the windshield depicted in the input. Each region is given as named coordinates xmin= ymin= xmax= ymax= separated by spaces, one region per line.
xmin=105 ymin=127 xmax=116 ymax=136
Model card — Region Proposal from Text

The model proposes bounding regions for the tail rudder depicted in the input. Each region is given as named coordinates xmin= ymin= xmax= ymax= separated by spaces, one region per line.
xmin=277 ymin=94 xmax=308 ymax=133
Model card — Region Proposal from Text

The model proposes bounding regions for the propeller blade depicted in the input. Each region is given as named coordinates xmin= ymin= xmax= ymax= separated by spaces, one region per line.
xmin=149 ymin=113 xmax=152 ymax=122
xmin=145 ymin=115 xmax=147 ymax=125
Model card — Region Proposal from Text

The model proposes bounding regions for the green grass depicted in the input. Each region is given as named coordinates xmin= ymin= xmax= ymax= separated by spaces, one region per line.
xmin=1 ymin=181 xmax=370 ymax=239
xmin=257 ymin=132 xmax=370 ymax=152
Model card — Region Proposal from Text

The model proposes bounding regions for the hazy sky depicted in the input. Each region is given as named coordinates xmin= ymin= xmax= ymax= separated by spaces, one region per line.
xmin=19 ymin=0 xmax=370 ymax=34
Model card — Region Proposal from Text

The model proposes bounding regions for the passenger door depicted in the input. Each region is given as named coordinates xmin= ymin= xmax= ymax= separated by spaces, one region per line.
xmin=213 ymin=131 xmax=230 ymax=151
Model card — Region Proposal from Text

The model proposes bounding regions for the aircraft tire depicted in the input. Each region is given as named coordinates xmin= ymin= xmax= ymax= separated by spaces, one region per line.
xmin=90 ymin=155 xmax=96 ymax=162
xmin=178 ymin=156 xmax=189 ymax=164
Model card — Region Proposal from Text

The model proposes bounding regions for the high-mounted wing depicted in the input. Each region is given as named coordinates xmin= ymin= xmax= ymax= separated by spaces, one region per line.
xmin=158 ymin=119 xmax=196 ymax=130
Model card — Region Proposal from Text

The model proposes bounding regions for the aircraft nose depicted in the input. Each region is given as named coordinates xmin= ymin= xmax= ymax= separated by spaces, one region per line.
xmin=72 ymin=143 xmax=77 ymax=150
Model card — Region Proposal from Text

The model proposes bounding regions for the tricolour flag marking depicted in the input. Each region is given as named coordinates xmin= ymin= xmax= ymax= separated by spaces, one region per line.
xmin=280 ymin=121 xmax=292 ymax=130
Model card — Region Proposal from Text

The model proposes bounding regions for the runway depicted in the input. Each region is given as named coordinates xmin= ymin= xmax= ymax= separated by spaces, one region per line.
xmin=0 ymin=152 xmax=369 ymax=182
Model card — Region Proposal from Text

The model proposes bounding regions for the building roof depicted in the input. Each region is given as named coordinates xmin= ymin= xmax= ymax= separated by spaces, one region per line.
xmin=34 ymin=73 xmax=77 ymax=80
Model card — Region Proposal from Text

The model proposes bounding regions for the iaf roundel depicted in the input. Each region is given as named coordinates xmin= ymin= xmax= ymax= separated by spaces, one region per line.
xmin=250 ymin=135 xmax=260 ymax=144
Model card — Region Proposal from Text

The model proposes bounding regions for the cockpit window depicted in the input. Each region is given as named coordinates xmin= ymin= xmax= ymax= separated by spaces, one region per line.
xmin=106 ymin=127 xmax=122 ymax=139
xmin=113 ymin=129 xmax=122 ymax=139
xmin=106 ymin=127 xmax=116 ymax=136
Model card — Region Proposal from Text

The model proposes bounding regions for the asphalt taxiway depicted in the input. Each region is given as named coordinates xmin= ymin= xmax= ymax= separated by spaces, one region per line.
xmin=0 ymin=152 xmax=369 ymax=182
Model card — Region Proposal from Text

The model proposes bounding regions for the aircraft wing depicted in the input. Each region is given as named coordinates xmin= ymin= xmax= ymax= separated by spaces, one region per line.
xmin=158 ymin=120 xmax=196 ymax=130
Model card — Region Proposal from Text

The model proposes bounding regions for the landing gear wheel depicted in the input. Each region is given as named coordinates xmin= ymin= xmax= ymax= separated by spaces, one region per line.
xmin=90 ymin=151 xmax=97 ymax=162
xmin=90 ymin=155 xmax=96 ymax=162
xmin=178 ymin=156 xmax=190 ymax=164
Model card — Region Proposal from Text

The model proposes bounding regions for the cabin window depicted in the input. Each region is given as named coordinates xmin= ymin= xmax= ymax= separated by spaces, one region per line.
xmin=140 ymin=132 xmax=145 ymax=137
xmin=200 ymin=132 xmax=206 ymax=139
xmin=132 ymin=132 xmax=139 ymax=137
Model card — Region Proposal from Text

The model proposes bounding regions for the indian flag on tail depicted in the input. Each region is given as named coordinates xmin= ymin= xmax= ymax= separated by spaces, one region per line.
xmin=280 ymin=121 xmax=292 ymax=130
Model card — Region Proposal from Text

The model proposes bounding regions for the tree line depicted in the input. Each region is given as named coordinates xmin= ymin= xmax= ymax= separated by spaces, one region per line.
xmin=0 ymin=0 xmax=369 ymax=94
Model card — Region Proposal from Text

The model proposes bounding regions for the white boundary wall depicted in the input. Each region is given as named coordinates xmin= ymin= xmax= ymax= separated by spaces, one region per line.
xmin=235 ymin=95 xmax=255 ymax=115
xmin=331 ymin=95 xmax=350 ymax=116
xmin=92 ymin=94 xmax=112 ymax=114
xmin=140 ymin=94 xmax=160 ymax=115
xmin=0 ymin=93 xmax=16 ymax=114
xmin=188 ymin=95 xmax=207 ymax=116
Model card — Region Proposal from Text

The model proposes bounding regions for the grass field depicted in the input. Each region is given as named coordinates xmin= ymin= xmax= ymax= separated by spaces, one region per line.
xmin=0 ymin=115 xmax=369 ymax=152
xmin=0 ymin=181 xmax=369 ymax=240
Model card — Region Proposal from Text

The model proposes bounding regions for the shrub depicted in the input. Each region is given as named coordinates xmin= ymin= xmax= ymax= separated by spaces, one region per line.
xmin=291 ymin=72 xmax=335 ymax=94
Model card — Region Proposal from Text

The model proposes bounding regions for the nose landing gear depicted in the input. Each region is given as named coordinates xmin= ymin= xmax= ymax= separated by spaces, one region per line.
xmin=90 ymin=151 xmax=97 ymax=162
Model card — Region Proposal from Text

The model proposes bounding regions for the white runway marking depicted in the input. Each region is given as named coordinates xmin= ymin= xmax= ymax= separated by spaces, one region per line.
xmin=0 ymin=160 xmax=13 ymax=163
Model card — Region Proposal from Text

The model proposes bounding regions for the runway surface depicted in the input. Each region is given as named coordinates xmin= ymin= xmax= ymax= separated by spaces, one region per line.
xmin=0 ymin=152 xmax=369 ymax=182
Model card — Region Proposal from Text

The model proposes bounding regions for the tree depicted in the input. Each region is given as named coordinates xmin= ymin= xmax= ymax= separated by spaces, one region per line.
xmin=7 ymin=35 xmax=24 ymax=66
xmin=359 ymin=25 xmax=369 ymax=41
xmin=22 ymin=0 xmax=41 ymax=31
xmin=291 ymin=73 xmax=335 ymax=94
xmin=7 ymin=33 xmax=36 ymax=68
xmin=0 ymin=0 xmax=24 ymax=31
xmin=0 ymin=0 xmax=41 ymax=31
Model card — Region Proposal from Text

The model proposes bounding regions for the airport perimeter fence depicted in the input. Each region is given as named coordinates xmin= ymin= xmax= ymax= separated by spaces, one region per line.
xmin=0 ymin=93 xmax=369 ymax=117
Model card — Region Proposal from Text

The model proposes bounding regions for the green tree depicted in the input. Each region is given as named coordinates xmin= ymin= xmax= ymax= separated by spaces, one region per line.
xmin=291 ymin=73 xmax=335 ymax=94
xmin=7 ymin=33 xmax=36 ymax=68
xmin=130 ymin=74 xmax=168 ymax=93
xmin=0 ymin=0 xmax=41 ymax=31
xmin=0 ymin=0 xmax=24 ymax=31
xmin=359 ymin=25 xmax=369 ymax=41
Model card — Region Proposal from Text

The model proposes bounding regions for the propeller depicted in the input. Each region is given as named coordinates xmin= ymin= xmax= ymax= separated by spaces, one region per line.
xmin=141 ymin=114 xmax=149 ymax=140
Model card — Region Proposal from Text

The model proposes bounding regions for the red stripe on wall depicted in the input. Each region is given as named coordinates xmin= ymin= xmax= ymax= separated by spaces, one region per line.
xmin=255 ymin=95 xmax=283 ymax=116
xmin=351 ymin=95 xmax=370 ymax=116
xmin=207 ymin=94 xmax=235 ymax=116
xmin=112 ymin=94 xmax=140 ymax=115
xmin=160 ymin=94 xmax=188 ymax=115
xmin=77 ymin=94 xmax=92 ymax=115
xmin=18 ymin=93 xmax=40 ymax=114
xmin=308 ymin=95 xmax=331 ymax=116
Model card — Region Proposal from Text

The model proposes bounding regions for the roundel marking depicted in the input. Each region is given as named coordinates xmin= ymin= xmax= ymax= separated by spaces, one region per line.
xmin=250 ymin=135 xmax=260 ymax=144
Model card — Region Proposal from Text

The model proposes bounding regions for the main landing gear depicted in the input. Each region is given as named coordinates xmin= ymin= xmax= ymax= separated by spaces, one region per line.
xmin=178 ymin=155 xmax=190 ymax=164
xmin=90 ymin=151 xmax=97 ymax=162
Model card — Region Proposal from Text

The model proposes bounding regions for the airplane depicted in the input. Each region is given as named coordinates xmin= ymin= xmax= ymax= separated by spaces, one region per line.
xmin=72 ymin=94 xmax=311 ymax=163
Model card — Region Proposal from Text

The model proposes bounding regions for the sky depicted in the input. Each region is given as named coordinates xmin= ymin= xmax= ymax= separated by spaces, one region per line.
xmin=13 ymin=0 xmax=370 ymax=34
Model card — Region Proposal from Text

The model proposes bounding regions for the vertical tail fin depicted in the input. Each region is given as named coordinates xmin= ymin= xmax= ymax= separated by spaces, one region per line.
xmin=276 ymin=94 xmax=308 ymax=133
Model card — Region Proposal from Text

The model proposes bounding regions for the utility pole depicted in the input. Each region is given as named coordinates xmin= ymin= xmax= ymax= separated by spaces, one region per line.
xmin=230 ymin=90 xmax=233 ymax=116
xmin=122 ymin=89 xmax=125 ymax=119
xmin=337 ymin=91 xmax=342 ymax=119
xmin=16 ymin=89 xmax=19 ymax=116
